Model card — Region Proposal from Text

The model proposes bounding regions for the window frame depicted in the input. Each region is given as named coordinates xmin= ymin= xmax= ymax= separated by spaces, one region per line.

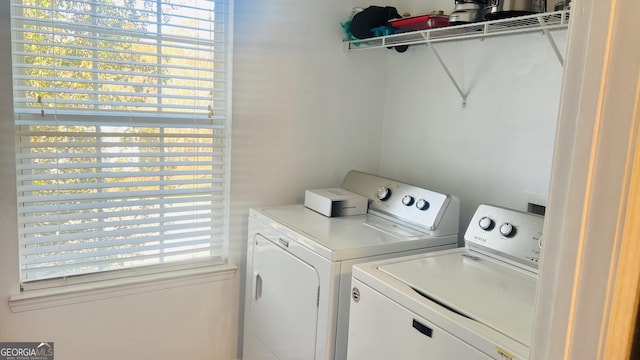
xmin=9 ymin=0 xmax=234 ymax=291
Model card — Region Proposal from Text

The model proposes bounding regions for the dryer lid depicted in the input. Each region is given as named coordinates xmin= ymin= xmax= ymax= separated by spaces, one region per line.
xmin=254 ymin=205 xmax=456 ymax=261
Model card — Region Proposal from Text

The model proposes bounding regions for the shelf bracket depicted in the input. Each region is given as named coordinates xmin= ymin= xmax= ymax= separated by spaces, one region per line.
xmin=538 ymin=18 xmax=564 ymax=66
xmin=428 ymin=44 xmax=468 ymax=108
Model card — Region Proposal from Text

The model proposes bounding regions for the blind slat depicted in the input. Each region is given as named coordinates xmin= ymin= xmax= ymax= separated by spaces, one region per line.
xmin=20 ymin=206 xmax=223 ymax=227
xmin=21 ymin=230 xmax=225 ymax=257
xmin=20 ymin=221 xmax=224 ymax=246
xmin=23 ymin=238 xmax=217 ymax=267
xmin=14 ymin=112 xmax=228 ymax=127
xmin=12 ymin=63 xmax=226 ymax=80
xmin=20 ymin=253 xmax=225 ymax=280
xmin=18 ymin=186 xmax=223 ymax=204
xmin=17 ymin=170 xmax=219 ymax=182
xmin=21 ymin=248 xmax=224 ymax=279
xmin=20 ymin=227 xmax=226 ymax=248
xmin=18 ymin=196 xmax=224 ymax=214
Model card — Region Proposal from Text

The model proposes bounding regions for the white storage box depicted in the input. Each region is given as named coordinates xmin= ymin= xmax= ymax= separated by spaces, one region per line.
xmin=304 ymin=188 xmax=368 ymax=217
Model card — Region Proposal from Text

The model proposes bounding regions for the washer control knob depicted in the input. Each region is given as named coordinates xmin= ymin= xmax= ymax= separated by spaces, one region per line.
xmin=478 ymin=217 xmax=494 ymax=231
xmin=415 ymin=199 xmax=430 ymax=211
xmin=377 ymin=186 xmax=392 ymax=201
xmin=500 ymin=223 xmax=516 ymax=237
xmin=402 ymin=195 xmax=414 ymax=206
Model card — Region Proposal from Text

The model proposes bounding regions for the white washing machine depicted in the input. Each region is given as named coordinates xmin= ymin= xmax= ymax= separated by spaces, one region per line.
xmin=346 ymin=204 xmax=544 ymax=360
xmin=242 ymin=170 xmax=461 ymax=360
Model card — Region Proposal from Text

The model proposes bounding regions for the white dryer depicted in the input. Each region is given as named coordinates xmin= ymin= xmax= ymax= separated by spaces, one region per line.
xmin=346 ymin=204 xmax=544 ymax=360
xmin=242 ymin=170 xmax=460 ymax=360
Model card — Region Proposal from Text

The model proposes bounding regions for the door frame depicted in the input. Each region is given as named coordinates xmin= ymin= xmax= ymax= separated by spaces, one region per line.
xmin=532 ymin=0 xmax=640 ymax=358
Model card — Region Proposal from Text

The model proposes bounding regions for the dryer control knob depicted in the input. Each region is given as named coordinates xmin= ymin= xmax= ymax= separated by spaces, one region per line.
xmin=416 ymin=199 xmax=430 ymax=211
xmin=377 ymin=186 xmax=392 ymax=201
xmin=500 ymin=223 xmax=516 ymax=237
xmin=479 ymin=217 xmax=494 ymax=231
xmin=402 ymin=195 xmax=414 ymax=206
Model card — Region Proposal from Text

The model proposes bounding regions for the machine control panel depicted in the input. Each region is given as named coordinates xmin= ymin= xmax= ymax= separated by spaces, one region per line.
xmin=464 ymin=204 xmax=544 ymax=270
xmin=340 ymin=170 xmax=459 ymax=235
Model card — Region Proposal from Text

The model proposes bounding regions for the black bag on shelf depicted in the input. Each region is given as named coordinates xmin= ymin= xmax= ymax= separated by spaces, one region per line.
xmin=349 ymin=6 xmax=401 ymax=39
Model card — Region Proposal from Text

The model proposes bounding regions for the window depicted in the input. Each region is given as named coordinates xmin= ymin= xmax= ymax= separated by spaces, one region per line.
xmin=10 ymin=0 xmax=232 ymax=284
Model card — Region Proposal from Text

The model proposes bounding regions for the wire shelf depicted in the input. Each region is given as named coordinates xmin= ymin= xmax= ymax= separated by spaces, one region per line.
xmin=345 ymin=10 xmax=570 ymax=51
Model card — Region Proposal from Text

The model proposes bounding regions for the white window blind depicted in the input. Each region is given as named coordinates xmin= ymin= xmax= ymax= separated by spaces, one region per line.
xmin=10 ymin=0 xmax=231 ymax=283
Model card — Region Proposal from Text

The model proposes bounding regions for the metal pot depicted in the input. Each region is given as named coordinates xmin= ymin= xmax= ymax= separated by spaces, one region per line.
xmin=484 ymin=0 xmax=538 ymax=20
xmin=552 ymin=0 xmax=570 ymax=11
xmin=450 ymin=2 xmax=485 ymax=25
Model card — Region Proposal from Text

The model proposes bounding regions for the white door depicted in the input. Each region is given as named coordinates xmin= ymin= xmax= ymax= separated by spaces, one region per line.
xmin=246 ymin=234 xmax=320 ymax=360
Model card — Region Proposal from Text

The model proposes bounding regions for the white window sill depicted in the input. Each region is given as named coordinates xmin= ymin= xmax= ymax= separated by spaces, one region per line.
xmin=8 ymin=263 xmax=237 ymax=313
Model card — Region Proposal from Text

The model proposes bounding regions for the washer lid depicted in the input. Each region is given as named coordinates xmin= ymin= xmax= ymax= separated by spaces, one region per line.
xmin=378 ymin=251 xmax=537 ymax=347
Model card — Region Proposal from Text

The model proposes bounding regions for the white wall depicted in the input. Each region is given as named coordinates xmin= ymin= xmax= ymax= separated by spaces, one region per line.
xmin=0 ymin=0 xmax=384 ymax=359
xmin=230 ymin=0 xmax=388 ymax=354
xmin=0 ymin=0 xmax=567 ymax=359
xmin=230 ymin=0 xmax=387 ymax=217
xmin=378 ymin=31 xmax=566 ymax=239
